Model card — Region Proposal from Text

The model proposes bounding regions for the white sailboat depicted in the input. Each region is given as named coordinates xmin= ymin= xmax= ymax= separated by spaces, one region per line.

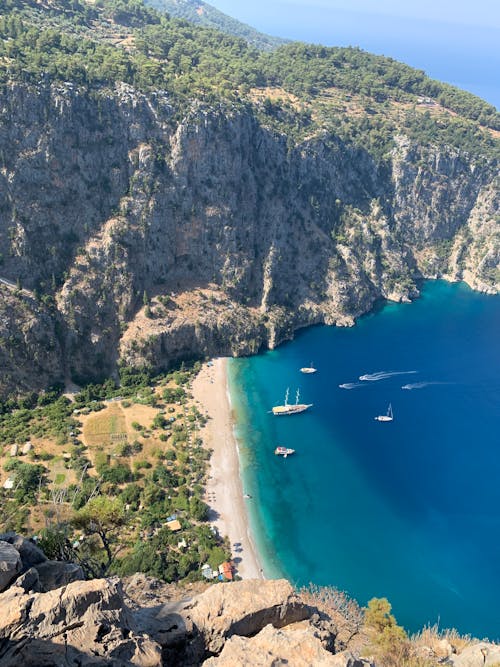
xmin=375 ymin=403 xmax=393 ymax=422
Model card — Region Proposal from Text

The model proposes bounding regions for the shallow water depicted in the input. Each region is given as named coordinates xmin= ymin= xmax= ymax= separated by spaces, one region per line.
xmin=228 ymin=281 xmax=500 ymax=638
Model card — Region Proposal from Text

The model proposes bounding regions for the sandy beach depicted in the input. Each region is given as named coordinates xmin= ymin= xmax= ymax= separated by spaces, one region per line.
xmin=191 ymin=358 xmax=264 ymax=580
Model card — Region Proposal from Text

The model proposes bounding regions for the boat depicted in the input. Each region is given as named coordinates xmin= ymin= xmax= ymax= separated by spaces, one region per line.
xmin=300 ymin=362 xmax=317 ymax=374
xmin=272 ymin=388 xmax=312 ymax=416
xmin=374 ymin=403 xmax=393 ymax=422
xmin=275 ymin=446 xmax=295 ymax=458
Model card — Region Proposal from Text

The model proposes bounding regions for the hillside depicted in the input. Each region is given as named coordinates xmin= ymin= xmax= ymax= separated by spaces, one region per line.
xmin=144 ymin=0 xmax=289 ymax=50
xmin=0 ymin=0 xmax=498 ymax=398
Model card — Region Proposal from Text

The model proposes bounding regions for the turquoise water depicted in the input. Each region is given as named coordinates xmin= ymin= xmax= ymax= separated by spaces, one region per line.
xmin=228 ymin=281 xmax=500 ymax=638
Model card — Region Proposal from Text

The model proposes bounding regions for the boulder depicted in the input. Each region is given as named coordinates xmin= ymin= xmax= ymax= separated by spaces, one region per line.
xmin=35 ymin=559 xmax=84 ymax=592
xmin=0 ymin=577 xmax=162 ymax=666
xmin=202 ymin=624 xmax=373 ymax=666
xmin=135 ymin=578 xmax=312 ymax=664
xmin=0 ymin=533 xmax=46 ymax=569
xmin=449 ymin=642 xmax=500 ymax=666
xmin=0 ymin=541 xmax=22 ymax=592
xmin=186 ymin=579 xmax=311 ymax=656
xmin=13 ymin=567 xmax=40 ymax=593
xmin=329 ymin=652 xmax=375 ymax=667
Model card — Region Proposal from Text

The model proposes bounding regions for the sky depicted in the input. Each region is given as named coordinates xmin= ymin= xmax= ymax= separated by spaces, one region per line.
xmin=208 ymin=0 xmax=500 ymax=108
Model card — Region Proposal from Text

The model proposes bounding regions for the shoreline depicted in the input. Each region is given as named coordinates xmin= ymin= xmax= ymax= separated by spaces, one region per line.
xmin=191 ymin=357 xmax=264 ymax=580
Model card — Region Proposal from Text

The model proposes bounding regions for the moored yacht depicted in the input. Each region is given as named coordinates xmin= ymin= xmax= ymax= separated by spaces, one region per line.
xmin=375 ymin=403 xmax=393 ymax=422
xmin=272 ymin=388 xmax=312 ymax=415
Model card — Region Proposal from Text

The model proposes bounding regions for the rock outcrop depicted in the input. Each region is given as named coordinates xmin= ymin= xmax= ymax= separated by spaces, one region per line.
xmin=0 ymin=577 xmax=162 ymax=667
xmin=0 ymin=542 xmax=21 ymax=592
xmin=203 ymin=624 xmax=374 ymax=666
xmin=0 ymin=538 xmax=499 ymax=666
xmin=0 ymin=533 xmax=84 ymax=593
xmin=0 ymin=82 xmax=498 ymax=396
xmin=448 ymin=642 xmax=500 ymax=667
xmin=0 ymin=574 xmax=337 ymax=666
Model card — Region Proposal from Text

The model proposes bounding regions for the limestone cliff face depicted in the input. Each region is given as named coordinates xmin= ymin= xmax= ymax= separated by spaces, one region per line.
xmin=0 ymin=82 xmax=498 ymax=395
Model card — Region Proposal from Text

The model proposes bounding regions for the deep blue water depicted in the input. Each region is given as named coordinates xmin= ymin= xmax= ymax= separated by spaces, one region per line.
xmin=228 ymin=281 xmax=500 ymax=638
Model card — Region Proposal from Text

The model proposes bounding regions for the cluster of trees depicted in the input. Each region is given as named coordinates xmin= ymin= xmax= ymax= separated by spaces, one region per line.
xmin=260 ymin=43 xmax=500 ymax=130
xmin=2 ymin=0 xmax=498 ymax=152
xmin=147 ymin=0 xmax=287 ymax=52
xmin=0 ymin=363 xmax=227 ymax=582
xmin=0 ymin=395 xmax=76 ymax=445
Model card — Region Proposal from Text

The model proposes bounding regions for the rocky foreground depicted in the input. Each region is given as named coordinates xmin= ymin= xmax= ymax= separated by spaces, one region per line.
xmin=1 ymin=534 xmax=500 ymax=666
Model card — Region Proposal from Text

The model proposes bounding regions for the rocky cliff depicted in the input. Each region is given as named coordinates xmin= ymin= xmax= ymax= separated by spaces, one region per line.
xmin=1 ymin=534 xmax=499 ymax=666
xmin=0 ymin=81 xmax=498 ymax=396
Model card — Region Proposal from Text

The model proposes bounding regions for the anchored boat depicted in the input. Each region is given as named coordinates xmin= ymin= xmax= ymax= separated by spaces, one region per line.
xmin=375 ymin=403 xmax=393 ymax=422
xmin=300 ymin=362 xmax=317 ymax=374
xmin=272 ymin=388 xmax=312 ymax=416
xmin=275 ymin=446 xmax=295 ymax=458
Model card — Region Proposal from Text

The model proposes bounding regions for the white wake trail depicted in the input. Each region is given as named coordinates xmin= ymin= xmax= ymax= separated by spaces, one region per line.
xmin=359 ymin=370 xmax=418 ymax=382
xmin=402 ymin=381 xmax=451 ymax=390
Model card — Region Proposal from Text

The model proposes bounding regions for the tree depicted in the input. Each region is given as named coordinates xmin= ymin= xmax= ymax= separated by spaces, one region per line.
xmin=73 ymin=496 xmax=125 ymax=574
xmin=189 ymin=496 xmax=209 ymax=522
xmin=364 ymin=597 xmax=401 ymax=633
xmin=364 ymin=598 xmax=408 ymax=665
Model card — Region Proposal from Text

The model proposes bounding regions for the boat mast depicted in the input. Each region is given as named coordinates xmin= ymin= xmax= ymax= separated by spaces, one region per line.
xmin=295 ymin=388 xmax=300 ymax=405
xmin=285 ymin=388 xmax=289 ymax=406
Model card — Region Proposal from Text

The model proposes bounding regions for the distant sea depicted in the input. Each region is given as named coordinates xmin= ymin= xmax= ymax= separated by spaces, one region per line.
xmin=228 ymin=281 xmax=500 ymax=638
xmin=209 ymin=1 xmax=500 ymax=109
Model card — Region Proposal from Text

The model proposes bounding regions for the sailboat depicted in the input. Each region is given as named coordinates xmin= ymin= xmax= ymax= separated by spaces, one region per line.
xmin=272 ymin=388 xmax=312 ymax=415
xmin=300 ymin=362 xmax=317 ymax=374
xmin=374 ymin=403 xmax=393 ymax=422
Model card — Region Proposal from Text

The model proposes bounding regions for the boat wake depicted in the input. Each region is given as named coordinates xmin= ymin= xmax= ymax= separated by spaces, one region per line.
xmin=359 ymin=370 xmax=418 ymax=382
xmin=402 ymin=381 xmax=451 ymax=390
xmin=339 ymin=382 xmax=365 ymax=389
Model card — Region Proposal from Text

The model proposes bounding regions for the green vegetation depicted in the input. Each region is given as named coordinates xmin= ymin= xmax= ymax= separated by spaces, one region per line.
xmin=0 ymin=0 xmax=498 ymax=162
xmin=145 ymin=0 xmax=288 ymax=51
xmin=0 ymin=395 xmax=76 ymax=445
xmin=0 ymin=362 xmax=229 ymax=583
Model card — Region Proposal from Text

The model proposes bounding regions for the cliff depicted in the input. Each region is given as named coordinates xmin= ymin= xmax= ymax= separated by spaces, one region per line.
xmin=0 ymin=79 xmax=497 ymax=396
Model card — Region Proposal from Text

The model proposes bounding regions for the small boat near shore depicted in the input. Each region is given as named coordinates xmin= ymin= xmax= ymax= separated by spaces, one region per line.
xmin=275 ymin=446 xmax=295 ymax=458
xmin=272 ymin=388 xmax=312 ymax=415
xmin=375 ymin=403 xmax=393 ymax=422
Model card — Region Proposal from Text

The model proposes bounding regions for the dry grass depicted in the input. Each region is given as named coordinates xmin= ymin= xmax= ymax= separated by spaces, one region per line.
xmin=411 ymin=623 xmax=475 ymax=656
xmin=82 ymin=404 xmax=127 ymax=446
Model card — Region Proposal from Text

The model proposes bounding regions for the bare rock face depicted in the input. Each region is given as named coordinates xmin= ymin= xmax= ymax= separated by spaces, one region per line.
xmin=135 ymin=578 xmax=314 ymax=664
xmin=202 ymin=623 xmax=375 ymax=666
xmin=448 ymin=642 xmax=500 ymax=666
xmin=35 ymin=559 xmax=85 ymax=592
xmin=13 ymin=567 xmax=40 ymax=594
xmin=0 ymin=83 xmax=498 ymax=396
xmin=202 ymin=622 xmax=341 ymax=666
xmin=0 ymin=542 xmax=22 ymax=592
xmin=0 ymin=532 xmax=47 ymax=569
xmin=185 ymin=578 xmax=311 ymax=656
xmin=0 ymin=577 xmax=162 ymax=666
xmin=0 ymin=533 xmax=84 ymax=592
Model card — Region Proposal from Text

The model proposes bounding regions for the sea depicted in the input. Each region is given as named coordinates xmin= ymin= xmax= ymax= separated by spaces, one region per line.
xmin=227 ymin=281 xmax=500 ymax=638
xmin=210 ymin=1 xmax=500 ymax=109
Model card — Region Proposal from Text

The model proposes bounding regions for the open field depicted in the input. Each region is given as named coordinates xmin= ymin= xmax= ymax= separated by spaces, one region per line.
xmin=83 ymin=404 xmax=128 ymax=446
